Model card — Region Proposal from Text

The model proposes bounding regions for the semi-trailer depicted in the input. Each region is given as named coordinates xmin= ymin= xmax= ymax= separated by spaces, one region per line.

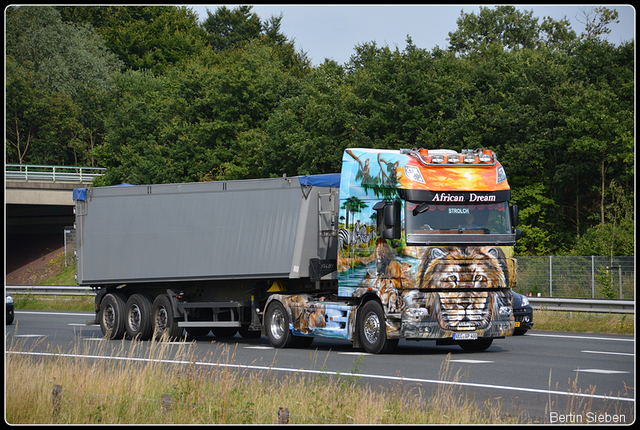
xmin=75 ymin=147 xmax=521 ymax=353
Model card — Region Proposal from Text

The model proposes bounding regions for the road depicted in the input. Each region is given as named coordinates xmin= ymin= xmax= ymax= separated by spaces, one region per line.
xmin=6 ymin=310 xmax=635 ymax=424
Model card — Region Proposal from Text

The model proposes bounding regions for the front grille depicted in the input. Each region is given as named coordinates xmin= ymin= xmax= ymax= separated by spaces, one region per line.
xmin=438 ymin=292 xmax=490 ymax=331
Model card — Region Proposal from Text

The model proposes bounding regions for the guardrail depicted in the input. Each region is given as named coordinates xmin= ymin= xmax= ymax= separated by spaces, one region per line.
xmin=6 ymin=286 xmax=635 ymax=314
xmin=6 ymin=285 xmax=95 ymax=297
xmin=6 ymin=164 xmax=106 ymax=182
xmin=528 ymin=297 xmax=634 ymax=314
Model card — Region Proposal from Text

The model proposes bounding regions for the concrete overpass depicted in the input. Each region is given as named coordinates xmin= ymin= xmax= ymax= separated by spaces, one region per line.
xmin=5 ymin=165 xmax=105 ymax=273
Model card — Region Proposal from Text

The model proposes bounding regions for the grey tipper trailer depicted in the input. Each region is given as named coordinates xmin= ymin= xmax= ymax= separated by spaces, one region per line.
xmin=74 ymin=174 xmax=340 ymax=341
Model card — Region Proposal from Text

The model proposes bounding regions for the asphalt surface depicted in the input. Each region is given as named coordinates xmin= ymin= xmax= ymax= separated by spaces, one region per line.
xmin=6 ymin=310 xmax=635 ymax=424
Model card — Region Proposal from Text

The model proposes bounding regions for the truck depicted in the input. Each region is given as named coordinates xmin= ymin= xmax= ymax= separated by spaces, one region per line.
xmin=74 ymin=147 xmax=521 ymax=354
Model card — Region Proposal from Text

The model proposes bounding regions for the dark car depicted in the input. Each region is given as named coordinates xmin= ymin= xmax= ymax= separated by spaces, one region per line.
xmin=6 ymin=293 xmax=15 ymax=325
xmin=512 ymin=291 xmax=533 ymax=335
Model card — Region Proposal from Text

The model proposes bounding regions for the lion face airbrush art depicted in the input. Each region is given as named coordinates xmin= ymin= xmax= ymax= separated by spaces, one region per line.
xmin=416 ymin=246 xmax=513 ymax=333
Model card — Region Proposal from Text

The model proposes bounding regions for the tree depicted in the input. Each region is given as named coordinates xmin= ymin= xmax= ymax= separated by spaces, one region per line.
xmin=58 ymin=6 xmax=207 ymax=74
xmin=6 ymin=6 xmax=122 ymax=97
xmin=202 ymin=5 xmax=262 ymax=51
xmin=201 ymin=6 xmax=311 ymax=77
xmin=6 ymin=6 xmax=122 ymax=165
xmin=447 ymin=6 xmax=540 ymax=55
xmin=577 ymin=7 xmax=620 ymax=40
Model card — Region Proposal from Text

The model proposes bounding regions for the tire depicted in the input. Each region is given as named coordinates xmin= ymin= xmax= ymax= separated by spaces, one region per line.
xmin=7 ymin=310 xmax=15 ymax=325
xmin=239 ymin=326 xmax=262 ymax=339
xmin=211 ymin=327 xmax=238 ymax=338
xmin=458 ymin=338 xmax=493 ymax=351
xmin=99 ymin=292 xmax=127 ymax=339
xmin=357 ymin=300 xmax=398 ymax=354
xmin=152 ymin=294 xmax=183 ymax=341
xmin=513 ymin=329 xmax=527 ymax=336
xmin=293 ymin=336 xmax=314 ymax=348
xmin=124 ymin=294 xmax=154 ymax=340
xmin=185 ymin=327 xmax=211 ymax=338
xmin=265 ymin=301 xmax=296 ymax=348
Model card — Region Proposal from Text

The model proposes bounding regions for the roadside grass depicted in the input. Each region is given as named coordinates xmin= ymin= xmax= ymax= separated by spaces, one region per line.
xmin=532 ymin=310 xmax=634 ymax=335
xmin=13 ymin=294 xmax=95 ymax=312
xmin=5 ymin=338 xmax=520 ymax=425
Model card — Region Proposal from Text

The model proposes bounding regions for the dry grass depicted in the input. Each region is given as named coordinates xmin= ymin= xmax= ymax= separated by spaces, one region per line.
xmin=6 ymin=336 xmax=521 ymax=425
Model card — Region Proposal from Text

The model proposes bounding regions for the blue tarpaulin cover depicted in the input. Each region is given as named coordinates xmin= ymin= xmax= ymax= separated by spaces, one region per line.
xmin=73 ymin=188 xmax=87 ymax=201
xmin=299 ymin=173 xmax=340 ymax=188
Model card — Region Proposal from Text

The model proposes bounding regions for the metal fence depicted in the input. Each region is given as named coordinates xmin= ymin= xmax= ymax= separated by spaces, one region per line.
xmin=515 ymin=256 xmax=635 ymax=300
xmin=6 ymin=164 xmax=105 ymax=182
xmin=64 ymin=226 xmax=76 ymax=267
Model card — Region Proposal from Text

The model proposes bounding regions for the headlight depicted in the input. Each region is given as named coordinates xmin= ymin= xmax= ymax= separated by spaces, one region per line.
xmin=498 ymin=306 xmax=512 ymax=315
xmin=6 ymin=295 xmax=14 ymax=305
xmin=520 ymin=295 xmax=530 ymax=307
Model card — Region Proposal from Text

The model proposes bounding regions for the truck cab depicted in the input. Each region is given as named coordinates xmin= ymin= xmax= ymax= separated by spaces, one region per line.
xmin=266 ymin=147 xmax=520 ymax=353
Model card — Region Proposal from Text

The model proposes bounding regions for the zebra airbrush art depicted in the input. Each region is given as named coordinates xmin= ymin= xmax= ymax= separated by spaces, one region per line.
xmin=338 ymin=220 xmax=376 ymax=256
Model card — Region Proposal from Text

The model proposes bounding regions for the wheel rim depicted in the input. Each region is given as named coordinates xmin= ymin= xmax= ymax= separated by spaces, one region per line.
xmin=363 ymin=311 xmax=380 ymax=344
xmin=103 ymin=304 xmax=116 ymax=330
xmin=156 ymin=306 xmax=168 ymax=330
xmin=269 ymin=308 xmax=286 ymax=341
xmin=128 ymin=304 xmax=142 ymax=332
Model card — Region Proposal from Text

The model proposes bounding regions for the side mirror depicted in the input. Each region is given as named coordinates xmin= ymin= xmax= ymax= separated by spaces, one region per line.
xmin=510 ymin=204 xmax=519 ymax=227
xmin=381 ymin=200 xmax=401 ymax=240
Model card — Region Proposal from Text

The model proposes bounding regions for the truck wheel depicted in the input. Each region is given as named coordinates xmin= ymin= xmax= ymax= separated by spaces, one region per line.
xmin=211 ymin=327 xmax=238 ymax=338
xmin=152 ymin=294 xmax=183 ymax=341
xmin=185 ymin=327 xmax=211 ymax=338
xmin=265 ymin=301 xmax=295 ymax=348
xmin=124 ymin=294 xmax=154 ymax=340
xmin=99 ymin=293 xmax=127 ymax=339
xmin=357 ymin=300 xmax=398 ymax=354
xmin=458 ymin=338 xmax=493 ymax=351
xmin=239 ymin=326 xmax=262 ymax=339
xmin=293 ymin=336 xmax=314 ymax=348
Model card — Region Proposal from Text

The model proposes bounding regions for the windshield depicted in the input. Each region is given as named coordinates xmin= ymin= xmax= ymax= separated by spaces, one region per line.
xmin=406 ymin=202 xmax=511 ymax=235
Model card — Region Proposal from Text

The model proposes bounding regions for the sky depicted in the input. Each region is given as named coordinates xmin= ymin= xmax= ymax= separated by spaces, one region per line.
xmin=188 ymin=4 xmax=635 ymax=66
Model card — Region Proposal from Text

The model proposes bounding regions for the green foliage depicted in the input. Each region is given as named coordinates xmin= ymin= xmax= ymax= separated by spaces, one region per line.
xmin=448 ymin=6 xmax=541 ymax=54
xmin=6 ymin=6 xmax=122 ymax=166
xmin=5 ymin=5 xmax=634 ymax=256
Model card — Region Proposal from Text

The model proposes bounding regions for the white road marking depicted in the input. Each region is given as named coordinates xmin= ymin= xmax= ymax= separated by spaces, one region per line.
xmin=528 ymin=333 xmax=633 ymax=342
xmin=581 ymin=350 xmax=634 ymax=357
xmin=573 ymin=369 xmax=629 ymax=374
xmin=16 ymin=311 xmax=94 ymax=317
xmin=8 ymin=350 xmax=634 ymax=403
xmin=450 ymin=359 xmax=493 ymax=364
xmin=12 ymin=334 xmax=46 ymax=338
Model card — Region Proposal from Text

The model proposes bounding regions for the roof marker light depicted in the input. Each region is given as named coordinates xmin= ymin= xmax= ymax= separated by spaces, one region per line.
xmin=448 ymin=155 xmax=460 ymax=163
xmin=479 ymin=153 xmax=492 ymax=162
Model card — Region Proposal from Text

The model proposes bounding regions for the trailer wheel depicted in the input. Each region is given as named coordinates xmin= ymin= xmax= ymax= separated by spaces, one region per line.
xmin=185 ymin=327 xmax=211 ymax=338
xmin=124 ymin=294 xmax=154 ymax=340
xmin=152 ymin=294 xmax=183 ymax=341
xmin=265 ymin=301 xmax=295 ymax=348
xmin=99 ymin=293 xmax=127 ymax=339
xmin=357 ymin=300 xmax=398 ymax=354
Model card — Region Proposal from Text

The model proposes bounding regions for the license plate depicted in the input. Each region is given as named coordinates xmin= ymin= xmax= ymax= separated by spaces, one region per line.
xmin=453 ymin=332 xmax=478 ymax=340
xmin=515 ymin=322 xmax=521 ymax=327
